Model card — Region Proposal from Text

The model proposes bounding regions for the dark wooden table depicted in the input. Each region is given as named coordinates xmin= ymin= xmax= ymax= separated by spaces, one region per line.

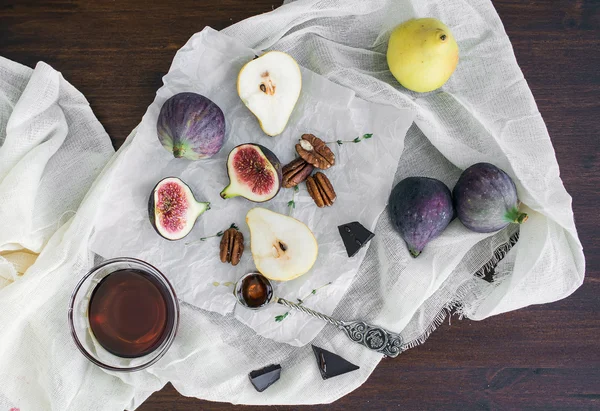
xmin=2 ymin=0 xmax=598 ymax=409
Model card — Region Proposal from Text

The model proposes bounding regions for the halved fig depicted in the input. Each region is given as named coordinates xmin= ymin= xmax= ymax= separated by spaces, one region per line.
xmin=148 ymin=177 xmax=210 ymax=241
xmin=220 ymin=144 xmax=282 ymax=202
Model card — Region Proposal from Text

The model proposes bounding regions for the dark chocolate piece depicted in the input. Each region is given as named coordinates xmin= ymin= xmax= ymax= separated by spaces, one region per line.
xmin=249 ymin=364 xmax=281 ymax=392
xmin=338 ymin=222 xmax=375 ymax=257
xmin=311 ymin=345 xmax=359 ymax=380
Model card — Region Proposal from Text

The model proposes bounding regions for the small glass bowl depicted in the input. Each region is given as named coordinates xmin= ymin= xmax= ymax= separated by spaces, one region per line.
xmin=233 ymin=272 xmax=274 ymax=310
xmin=68 ymin=257 xmax=179 ymax=372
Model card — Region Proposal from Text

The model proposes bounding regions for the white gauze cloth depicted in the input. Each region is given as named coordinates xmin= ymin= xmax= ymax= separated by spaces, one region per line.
xmin=0 ymin=0 xmax=584 ymax=409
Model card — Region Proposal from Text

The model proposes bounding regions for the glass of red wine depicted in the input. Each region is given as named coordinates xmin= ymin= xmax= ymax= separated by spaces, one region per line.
xmin=68 ymin=257 xmax=179 ymax=372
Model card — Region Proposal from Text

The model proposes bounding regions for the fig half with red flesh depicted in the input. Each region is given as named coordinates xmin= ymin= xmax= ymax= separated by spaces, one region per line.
xmin=148 ymin=177 xmax=210 ymax=241
xmin=220 ymin=144 xmax=282 ymax=202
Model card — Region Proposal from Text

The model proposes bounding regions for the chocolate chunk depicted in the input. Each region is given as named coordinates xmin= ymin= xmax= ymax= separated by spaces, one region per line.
xmin=311 ymin=345 xmax=359 ymax=380
xmin=249 ymin=364 xmax=281 ymax=392
xmin=338 ymin=222 xmax=375 ymax=257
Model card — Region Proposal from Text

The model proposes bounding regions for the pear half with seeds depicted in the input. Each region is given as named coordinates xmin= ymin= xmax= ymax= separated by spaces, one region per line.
xmin=246 ymin=207 xmax=318 ymax=282
xmin=237 ymin=51 xmax=302 ymax=137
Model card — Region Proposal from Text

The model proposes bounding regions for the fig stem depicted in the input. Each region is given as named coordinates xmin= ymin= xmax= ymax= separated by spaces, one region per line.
xmin=274 ymin=281 xmax=333 ymax=322
xmin=325 ymin=133 xmax=373 ymax=146
xmin=505 ymin=207 xmax=529 ymax=225
xmin=172 ymin=145 xmax=185 ymax=158
xmin=220 ymin=185 xmax=238 ymax=199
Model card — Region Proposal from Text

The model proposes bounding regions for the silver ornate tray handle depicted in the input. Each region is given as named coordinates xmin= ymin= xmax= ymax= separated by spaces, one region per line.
xmin=277 ymin=298 xmax=403 ymax=358
xmin=234 ymin=272 xmax=404 ymax=358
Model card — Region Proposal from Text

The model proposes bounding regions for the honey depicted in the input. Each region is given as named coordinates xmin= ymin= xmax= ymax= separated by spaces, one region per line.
xmin=88 ymin=269 xmax=174 ymax=358
xmin=240 ymin=273 xmax=273 ymax=308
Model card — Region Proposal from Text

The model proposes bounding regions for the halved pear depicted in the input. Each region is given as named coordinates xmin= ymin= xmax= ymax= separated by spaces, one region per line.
xmin=246 ymin=208 xmax=318 ymax=282
xmin=237 ymin=51 xmax=302 ymax=137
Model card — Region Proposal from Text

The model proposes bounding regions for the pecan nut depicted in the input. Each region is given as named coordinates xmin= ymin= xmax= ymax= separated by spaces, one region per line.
xmin=295 ymin=134 xmax=335 ymax=169
xmin=282 ymin=157 xmax=315 ymax=188
xmin=220 ymin=227 xmax=244 ymax=266
xmin=306 ymin=172 xmax=337 ymax=207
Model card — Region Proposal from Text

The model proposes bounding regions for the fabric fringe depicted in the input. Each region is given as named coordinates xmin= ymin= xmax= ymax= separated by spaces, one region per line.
xmin=401 ymin=309 xmax=449 ymax=350
xmin=400 ymin=230 xmax=521 ymax=352
xmin=474 ymin=230 xmax=520 ymax=282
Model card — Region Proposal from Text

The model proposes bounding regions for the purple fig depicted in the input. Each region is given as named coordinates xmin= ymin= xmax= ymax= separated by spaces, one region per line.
xmin=220 ymin=144 xmax=282 ymax=203
xmin=157 ymin=92 xmax=225 ymax=160
xmin=453 ymin=163 xmax=528 ymax=233
xmin=389 ymin=177 xmax=454 ymax=257
xmin=148 ymin=177 xmax=210 ymax=241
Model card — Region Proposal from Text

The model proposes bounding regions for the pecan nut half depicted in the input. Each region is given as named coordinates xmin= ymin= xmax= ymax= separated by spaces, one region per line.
xmin=282 ymin=157 xmax=315 ymax=188
xmin=295 ymin=134 xmax=335 ymax=169
xmin=306 ymin=172 xmax=337 ymax=208
xmin=220 ymin=227 xmax=244 ymax=266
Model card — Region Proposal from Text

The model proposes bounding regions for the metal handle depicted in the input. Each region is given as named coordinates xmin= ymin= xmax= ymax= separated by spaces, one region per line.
xmin=276 ymin=298 xmax=403 ymax=358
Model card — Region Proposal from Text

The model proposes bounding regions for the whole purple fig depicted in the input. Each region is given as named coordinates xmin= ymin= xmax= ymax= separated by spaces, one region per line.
xmin=389 ymin=177 xmax=454 ymax=257
xmin=157 ymin=92 xmax=225 ymax=160
xmin=453 ymin=163 xmax=528 ymax=233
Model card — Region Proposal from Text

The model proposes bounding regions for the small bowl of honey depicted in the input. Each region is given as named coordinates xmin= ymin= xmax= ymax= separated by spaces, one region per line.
xmin=68 ymin=257 xmax=179 ymax=372
xmin=234 ymin=272 xmax=274 ymax=309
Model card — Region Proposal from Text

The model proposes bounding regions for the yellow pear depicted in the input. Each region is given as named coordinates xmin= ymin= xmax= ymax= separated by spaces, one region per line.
xmin=387 ymin=18 xmax=459 ymax=93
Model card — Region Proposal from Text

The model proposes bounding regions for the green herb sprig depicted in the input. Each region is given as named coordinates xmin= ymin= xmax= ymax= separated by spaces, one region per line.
xmin=186 ymin=223 xmax=238 ymax=246
xmin=326 ymin=133 xmax=373 ymax=146
xmin=275 ymin=281 xmax=333 ymax=322
xmin=287 ymin=185 xmax=299 ymax=216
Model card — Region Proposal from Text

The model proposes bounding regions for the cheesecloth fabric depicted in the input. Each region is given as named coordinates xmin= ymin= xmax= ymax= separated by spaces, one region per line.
xmin=0 ymin=0 xmax=584 ymax=409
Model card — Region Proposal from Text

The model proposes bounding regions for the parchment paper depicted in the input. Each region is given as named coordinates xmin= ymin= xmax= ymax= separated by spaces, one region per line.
xmin=90 ymin=28 xmax=415 ymax=346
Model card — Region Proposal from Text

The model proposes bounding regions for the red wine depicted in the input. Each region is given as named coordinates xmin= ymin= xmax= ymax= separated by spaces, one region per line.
xmin=88 ymin=269 xmax=173 ymax=358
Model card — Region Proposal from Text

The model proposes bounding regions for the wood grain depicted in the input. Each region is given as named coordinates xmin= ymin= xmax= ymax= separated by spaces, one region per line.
xmin=1 ymin=0 xmax=598 ymax=409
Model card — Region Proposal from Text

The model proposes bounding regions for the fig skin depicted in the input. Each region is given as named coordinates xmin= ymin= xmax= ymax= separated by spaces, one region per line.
xmin=157 ymin=92 xmax=225 ymax=160
xmin=389 ymin=177 xmax=454 ymax=257
xmin=221 ymin=143 xmax=282 ymax=203
xmin=453 ymin=163 xmax=527 ymax=233
xmin=258 ymin=145 xmax=283 ymax=190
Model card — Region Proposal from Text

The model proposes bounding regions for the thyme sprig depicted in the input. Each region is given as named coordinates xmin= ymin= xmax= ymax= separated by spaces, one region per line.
xmin=326 ymin=133 xmax=373 ymax=146
xmin=275 ymin=282 xmax=333 ymax=322
xmin=186 ymin=223 xmax=238 ymax=245
xmin=287 ymin=185 xmax=299 ymax=216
